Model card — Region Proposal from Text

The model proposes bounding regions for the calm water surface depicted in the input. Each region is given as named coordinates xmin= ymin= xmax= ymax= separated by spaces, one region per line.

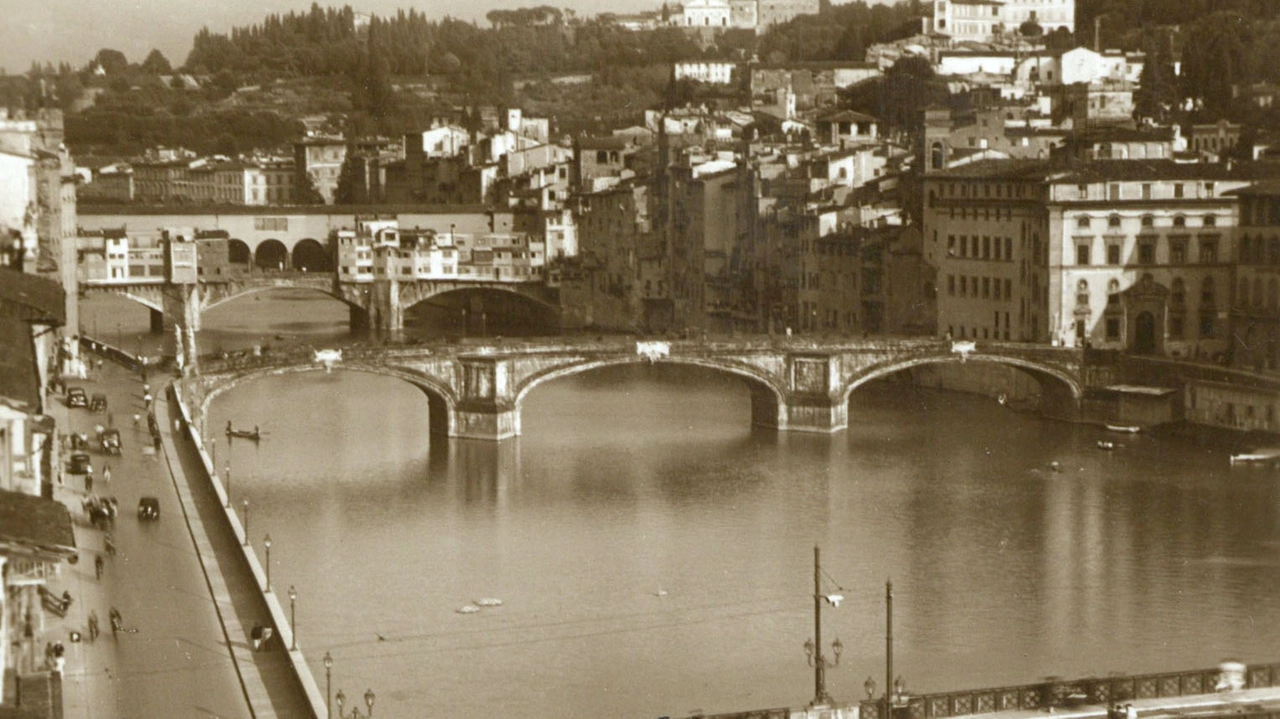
xmin=85 ymin=292 xmax=1280 ymax=718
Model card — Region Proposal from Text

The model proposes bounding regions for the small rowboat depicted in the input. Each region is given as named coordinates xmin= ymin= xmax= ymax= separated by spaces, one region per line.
xmin=1105 ymin=424 xmax=1141 ymax=434
xmin=1230 ymin=448 xmax=1280 ymax=465
xmin=225 ymin=421 xmax=261 ymax=441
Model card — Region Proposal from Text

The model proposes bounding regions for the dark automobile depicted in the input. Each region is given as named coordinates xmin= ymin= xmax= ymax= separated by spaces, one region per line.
xmin=101 ymin=428 xmax=122 ymax=455
xmin=67 ymin=387 xmax=88 ymax=408
xmin=90 ymin=393 xmax=108 ymax=413
xmin=137 ymin=497 xmax=160 ymax=521
xmin=69 ymin=453 xmax=92 ymax=475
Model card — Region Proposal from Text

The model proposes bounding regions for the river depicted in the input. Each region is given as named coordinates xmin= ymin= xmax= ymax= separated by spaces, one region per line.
xmin=82 ymin=291 xmax=1280 ymax=719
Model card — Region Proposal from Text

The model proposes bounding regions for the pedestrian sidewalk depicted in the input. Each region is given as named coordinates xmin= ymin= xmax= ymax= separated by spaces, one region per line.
xmin=41 ymin=382 xmax=121 ymax=718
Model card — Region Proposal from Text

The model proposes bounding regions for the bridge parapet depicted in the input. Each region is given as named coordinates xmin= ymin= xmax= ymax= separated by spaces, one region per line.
xmin=858 ymin=662 xmax=1280 ymax=719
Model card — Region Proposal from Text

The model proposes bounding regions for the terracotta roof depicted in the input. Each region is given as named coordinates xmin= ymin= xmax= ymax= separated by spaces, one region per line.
xmin=0 ymin=489 xmax=77 ymax=560
xmin=0 ymin=268 xmax=65 ymax=326
xmin=817 ymin=110 xmax=879 ymax=124
xmin=1051 ymin=160 xmax=1280 ymax=183
xmin=1226 ymin=180 xmax=1280 ymax=197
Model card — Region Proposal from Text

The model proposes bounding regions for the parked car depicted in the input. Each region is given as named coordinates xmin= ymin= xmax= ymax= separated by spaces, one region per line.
xmin=89 ymin=393 xmax=108 ymax=413
xmin=69 ymin=453 xmax=92 ymax=475
xmin=137 ymin=497 xmax=160 ymax=521
xmin=67 ymin=387 xmax=87 ymax=408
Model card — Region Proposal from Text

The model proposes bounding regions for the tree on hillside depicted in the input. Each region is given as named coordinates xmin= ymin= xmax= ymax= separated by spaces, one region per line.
xmin=1019 ymin=20 xmax=1044 ymax=38
xmin=840 ymin=56 xmax=948 ymax=140
xmin=93 ymin=49 xmax=129 ymax=75
xmin=335 ymin=153 xmax=361 ymax=205
xmin=141 ymin=50 xmax=173 ymax=75
xmin=1180 ymin=11 xmax=1253 ymax=115
xmin=1134 ymin=39 xmax=1177 ymax=122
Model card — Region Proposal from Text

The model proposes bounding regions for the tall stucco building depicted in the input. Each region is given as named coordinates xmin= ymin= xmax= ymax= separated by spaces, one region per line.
xmin=927 ymin=0 xmax=1075 ymax=43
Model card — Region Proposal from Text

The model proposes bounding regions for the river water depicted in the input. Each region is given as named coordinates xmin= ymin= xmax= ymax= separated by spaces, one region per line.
xmin=82 ymin=292 xmax=1280 ymax=719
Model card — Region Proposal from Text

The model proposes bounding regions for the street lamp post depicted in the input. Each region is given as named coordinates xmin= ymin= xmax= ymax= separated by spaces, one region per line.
xmin=242 ymin=499 xmax=249 ymax=546
xmin=210 ymin=437 xmax=216 ymax=467
xmin=335 ymin=688 xmax=376 ymax=718
xmin=263 ymin=534 xmax=272 ymax=592
xmin=224 ymin=463 xmax=231 ymax=508
xmin=288 ymin=586 xmax=297 ymax=651
xmin=323 ymin=652 xmax=333 ymax=719
xmin=804 ymin=545 xmax=843 ymax=708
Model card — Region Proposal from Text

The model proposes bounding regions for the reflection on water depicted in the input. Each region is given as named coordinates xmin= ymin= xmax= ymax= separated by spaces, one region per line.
xmin=87 ymin=292 xmax=1280 ymax=718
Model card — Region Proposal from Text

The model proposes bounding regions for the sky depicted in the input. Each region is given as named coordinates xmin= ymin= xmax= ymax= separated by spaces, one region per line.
xmin=0 ymin=0 xmax=686 ymax=74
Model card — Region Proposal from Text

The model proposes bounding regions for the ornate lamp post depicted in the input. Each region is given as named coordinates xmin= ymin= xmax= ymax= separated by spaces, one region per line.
xmin=263 ymin=534 xmax=272 ymax=592
xmin=804 ymin=545 xmax=843 ymax=708
xmin=288 ymin=585 xmax=297 ymax=651
xmin=224 ymin=463 xmax=231 ymax=507
xmin=335 ymin=688 xmax=375 ymax=718
xmin=323 ymin=652 xmax=333 ymax=718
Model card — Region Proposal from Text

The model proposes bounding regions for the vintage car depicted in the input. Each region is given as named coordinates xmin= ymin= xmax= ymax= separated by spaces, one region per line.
xmin=137 ymin=497 xmax=160 ymax=521
xmin=90 ymin=393 xmax=108 ymax=413
xmin=101 ymin=428 xmax=122 ymax=455
xmin=68 ymin=453 xmax=92 ymax=475
xmin=67 ymin=387 xmax=88 ymax=408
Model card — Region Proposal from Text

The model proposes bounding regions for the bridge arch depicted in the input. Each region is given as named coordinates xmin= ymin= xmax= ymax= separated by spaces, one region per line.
xmin=255 ymin=239 xmax=289 ymax=270
xmin=842 ymin=354 xmax=1082 ymax=410
xmin=114 ymin=290 xmax=164 ymax=314
xmin=201 ymin=364 xmax=457 ymax=437
xmin=201 ymin=285 xmax=355 ymax=314
xmin=292 ymin=238 xmax=332 ymax=272
xmin=228 ymin=239 xmax=251 ymax=265
xmin=512 ymin=356 xmax=788 ymax=433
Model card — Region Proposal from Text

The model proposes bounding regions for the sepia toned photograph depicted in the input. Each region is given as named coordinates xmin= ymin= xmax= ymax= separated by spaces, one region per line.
xmin=2 ymin=0 xmax=1280 ymax=716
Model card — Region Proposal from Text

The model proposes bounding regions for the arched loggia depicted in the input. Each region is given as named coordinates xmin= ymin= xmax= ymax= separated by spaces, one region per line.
xmin=292 ymin=238 xmax=332 ymax=272
xmin=228 ymin=239 xmax=251 ymax=265
xmin=255 ymin=239 xmax=289 ymax=271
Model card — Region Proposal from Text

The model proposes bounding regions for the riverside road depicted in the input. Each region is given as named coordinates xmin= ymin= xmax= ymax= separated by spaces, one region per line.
xmin=47 ymin=357 xmax=310 ymax=718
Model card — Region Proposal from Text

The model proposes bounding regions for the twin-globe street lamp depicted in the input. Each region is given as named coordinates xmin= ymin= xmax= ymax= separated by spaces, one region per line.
xmin=335 ymin=688 xmax=375 ymax=718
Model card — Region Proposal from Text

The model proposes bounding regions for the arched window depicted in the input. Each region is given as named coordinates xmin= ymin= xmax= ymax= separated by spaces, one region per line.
xmin=1202 ymin=277 xmax=1216 ymax=307
xmin=1077 ymin=215 xmax=1091 ymax=229
xmin=1203 ymin=214 xmax=1217 ymax=227
xmin=1141 ymin=214 xmax=1154 ymax=228
xmin=1255 ymin=278 xmax=1265 ymax=309
xmin=1171 ymin=278 xmax=1185 ymax=306
xmin=1108 ymin=213 xmax=1122 ymax=228
xmin=1107 ymin=278 xmax=1121 ymax=307
xmin=931 ymin=142 xmax=944 ymax=170
xmin=1242 ymin=235 xmax=1252 ymax=264
xmin=1076 ymin=279 xmax=1089 ymax=306
xmin=1173 ymin=214 xmax=1186 ymax=228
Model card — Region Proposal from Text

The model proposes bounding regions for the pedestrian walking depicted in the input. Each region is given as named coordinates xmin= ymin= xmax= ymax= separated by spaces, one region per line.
xmin=103 ymin=464 xmax=111 ymax=484
xmin=84 ymin=470 xmax=92 ymax=493
xmin=1126 ymin=704 xmax=1137 ymax=719
xmin=107 ymin=411 xmax=114 ymax=426
xmin=94 ymin=555 xmax=104 ymax=580
xmin=88 ymin=610 xmax=99 ymax=641
xmin=174 ymin=418 xmax=181 ymax=433
xmin=133 ymin=413 xmax=141 ymax=426
xmin=251 ymin=622 xmax=264 ymax=651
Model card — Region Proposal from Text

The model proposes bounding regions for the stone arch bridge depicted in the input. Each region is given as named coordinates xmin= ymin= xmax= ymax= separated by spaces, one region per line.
xmin=186 ymin=338 xmax=1085 ymax=442
xmin=81 ymin=272 xmax=558 ymax=340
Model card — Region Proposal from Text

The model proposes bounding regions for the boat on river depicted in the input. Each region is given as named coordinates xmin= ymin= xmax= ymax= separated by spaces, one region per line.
xmin=225 ymin=421 xmax=261 ymax=441
xmin=1105 ymin=424 xmax=1142 ymax=434
xmin=1229 ymin=448 xmax=1280 ymax=465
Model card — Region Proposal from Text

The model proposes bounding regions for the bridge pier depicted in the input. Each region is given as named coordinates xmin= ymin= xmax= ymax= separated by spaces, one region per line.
xmin=776 ymin=353 xmax=850 ymax=433
xmin=162 ymin=284 xmax=201 ymax=370
xmin=451 ymin=356 xmax=519 ymax=440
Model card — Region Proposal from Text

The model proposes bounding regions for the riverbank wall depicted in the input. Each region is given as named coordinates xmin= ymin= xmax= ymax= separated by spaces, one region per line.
xmin=169 ymin=385 xmax=327 ymax=719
